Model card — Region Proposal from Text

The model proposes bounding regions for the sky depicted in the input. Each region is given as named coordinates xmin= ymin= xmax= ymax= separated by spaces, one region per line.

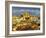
xmin=12 ymin=7 xmax=40 ymax=16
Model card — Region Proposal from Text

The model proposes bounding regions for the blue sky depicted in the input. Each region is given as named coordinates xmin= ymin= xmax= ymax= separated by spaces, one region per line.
xmin=12 ymin=7 xmax=40 ymax=16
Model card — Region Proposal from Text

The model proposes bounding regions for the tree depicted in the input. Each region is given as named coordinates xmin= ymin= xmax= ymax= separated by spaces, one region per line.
xmin=23 ymin=12 xmax=30 ymax=17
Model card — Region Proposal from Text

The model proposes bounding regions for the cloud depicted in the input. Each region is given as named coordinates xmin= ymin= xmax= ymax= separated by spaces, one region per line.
xmin=12 ymin=7 xmax=40 ymax=16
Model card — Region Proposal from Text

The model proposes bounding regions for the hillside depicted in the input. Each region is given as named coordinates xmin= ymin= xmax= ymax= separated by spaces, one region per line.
xmin=12 ymin=12 xmax=40 ymax=31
